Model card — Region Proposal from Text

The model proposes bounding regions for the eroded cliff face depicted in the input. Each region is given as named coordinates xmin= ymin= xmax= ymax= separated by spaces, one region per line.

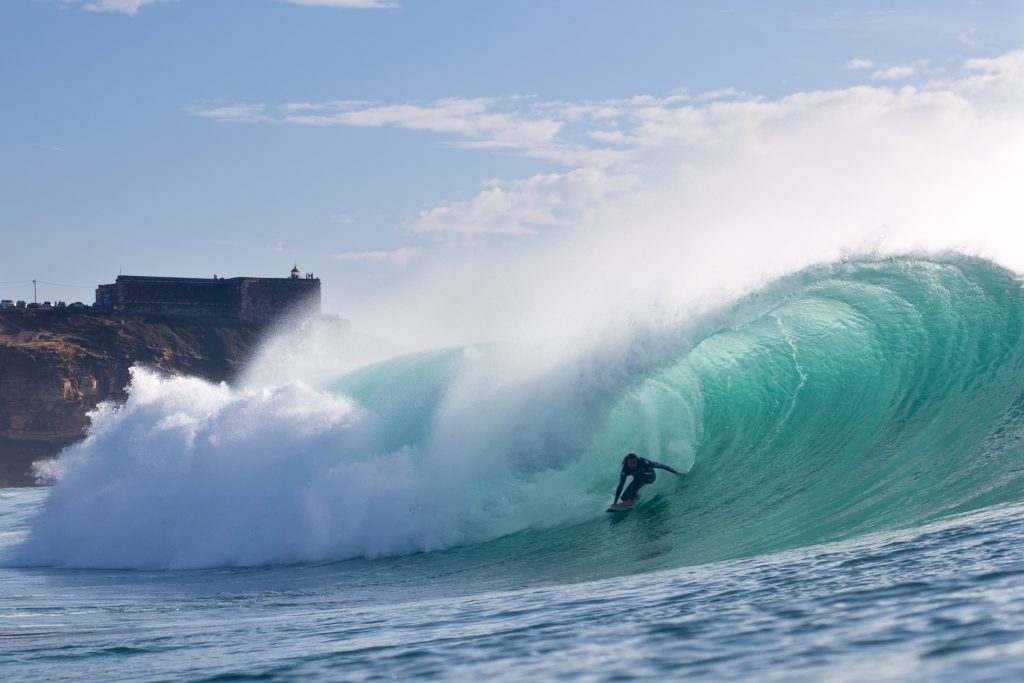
xmin=0 ymin=310 xmax=265 ymax=487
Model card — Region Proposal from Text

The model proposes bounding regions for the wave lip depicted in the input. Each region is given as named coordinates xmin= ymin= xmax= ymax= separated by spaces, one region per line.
xmin=650 ymin=256 xmax=1024 ymax=563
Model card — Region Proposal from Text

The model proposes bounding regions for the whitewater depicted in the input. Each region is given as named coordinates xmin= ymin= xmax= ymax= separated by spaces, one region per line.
xmin=5 ymin=254 xmax=1024 ymax=680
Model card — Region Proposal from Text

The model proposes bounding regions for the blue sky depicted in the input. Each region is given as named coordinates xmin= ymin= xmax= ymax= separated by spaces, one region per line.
xmin=2 ymin=1 xmax=1022 ymax=344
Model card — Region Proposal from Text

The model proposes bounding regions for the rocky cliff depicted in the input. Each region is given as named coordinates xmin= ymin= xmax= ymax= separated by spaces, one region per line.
xmin=0 ymin=309 xmax=265 ymax=487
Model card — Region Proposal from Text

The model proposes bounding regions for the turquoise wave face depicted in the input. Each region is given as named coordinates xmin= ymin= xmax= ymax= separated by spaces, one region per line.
xmin=609 ymin=257 xmax=1024 ymax=567
xmin=330 ymin=256 xmax=1024 ymax=577
xmin=10 ymin=255 xmax=1024 ymax=574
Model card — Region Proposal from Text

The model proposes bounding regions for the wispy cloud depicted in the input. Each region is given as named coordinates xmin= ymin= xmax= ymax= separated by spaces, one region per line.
xmin=868 ymin=59 xmax=931 ymax=81
xmin=409 ymin=170 xmax=637 ymax=238
xmin=871 ymin=64 xmax=918 ymax=81
xmin=61 ymin=0 xmax=395 ymax=15
xmin=279 ymin=97 xmax=563 ymax=153
xmin=186 ymin=103 xmax=269 ymax=124
xmin=965 ymin=51 xmax=1024 ymax=76
xmin=847 ymin=58 xmax=876 ymax=69
xmin=79 ymin=0 xmax=167 ymax=15
xmin=957 ymin=27 xmax=979 ymax=47
xmin=187 ymin=95 xmax=662 ymax=171
xmin=191 ymin=50 xmax=1024 ymax=243
xmin=21 ymin=140 xmax=66 ymax=153
xmin=696 ymin=87 xmax=749 ymax=102
xmin=282 ymin=0 xmax=397 ymax=7
xmin=333 ymin=248 xmax=421 ymax=267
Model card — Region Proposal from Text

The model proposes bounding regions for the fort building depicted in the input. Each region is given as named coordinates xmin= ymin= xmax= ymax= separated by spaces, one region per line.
xmin=94 ymin=267 xmax=320 ymax=322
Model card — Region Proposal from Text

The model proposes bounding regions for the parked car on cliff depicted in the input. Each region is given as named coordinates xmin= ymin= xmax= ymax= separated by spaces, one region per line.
xmin=0 ymin=300 xmax=13 ymax=309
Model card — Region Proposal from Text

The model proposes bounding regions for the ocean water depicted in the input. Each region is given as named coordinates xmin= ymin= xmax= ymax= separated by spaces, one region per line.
xmin=4 ymin=255 xmax=1024 ymax=681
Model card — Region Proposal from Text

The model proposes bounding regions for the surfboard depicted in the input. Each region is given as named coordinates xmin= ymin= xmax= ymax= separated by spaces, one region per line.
xmin=606 ymin=499 xmax=636 ymax=512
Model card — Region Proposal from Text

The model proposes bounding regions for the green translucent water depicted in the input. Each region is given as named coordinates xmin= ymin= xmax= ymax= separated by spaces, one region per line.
xmin=328 ymin=256 xmax=1024 ymax=577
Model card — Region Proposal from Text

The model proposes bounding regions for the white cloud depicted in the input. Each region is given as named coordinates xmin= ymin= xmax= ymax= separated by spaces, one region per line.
xmin=957 ymin=51 xmax=1024 ymax=105
xmin=965 ymin=51 xmax=1024 ymax=78
xmin=63 ymin=0 xmax=394 ymax=14
xmin=409 ymin=169 xmax=637 ymax=238
xmin=280 ymin=98 xmax=563 ymax=152
xmin=328 ymin=48 xmax=1024 ymax=345
xmin=847 ymin=58 xmax=876 ymax=69
xmin=190 ymin=49 xmax=1024 ymax=293
xmin=186 ymin=103 xmax=269 ymax=124
xmin=697 ymin=87 xmax=748 ymax=102
xmin=22 ymin=140 xmax=66 ymax=153
xmin=333 ymin=248 xmax=421 ymax=268
xmin=870 ymin=59 xmax=930 ymax=81
xmin=282 ymin=0 xmax=397 ymax=7
xmin=80 ymin=0 xmax=167 ymax=15
xmin=957 ymin=28 xmax=979 ymax=47
xmin=871 ymin=65 xmax=918 ymax=81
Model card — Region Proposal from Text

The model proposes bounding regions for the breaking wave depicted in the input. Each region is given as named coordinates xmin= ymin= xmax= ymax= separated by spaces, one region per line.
xmin=9 ymin=255 xmax=1024 ymax=573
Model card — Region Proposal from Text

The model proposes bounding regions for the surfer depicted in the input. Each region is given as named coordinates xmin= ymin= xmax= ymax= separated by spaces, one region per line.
xmin=613 ymin=453 xmax=684 ymax=506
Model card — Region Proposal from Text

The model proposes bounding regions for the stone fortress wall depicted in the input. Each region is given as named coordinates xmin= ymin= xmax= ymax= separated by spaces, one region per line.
xmin=95 ymin=273 xmax=320 ymax=322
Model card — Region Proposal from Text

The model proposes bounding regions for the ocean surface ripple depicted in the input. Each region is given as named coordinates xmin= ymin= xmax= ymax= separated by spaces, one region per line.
xmin=3 ymin=491 xmax=1024 ymax=681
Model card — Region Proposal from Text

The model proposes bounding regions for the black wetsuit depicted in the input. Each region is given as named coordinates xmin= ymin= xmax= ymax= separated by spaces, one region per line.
xmin=615 ymin=457 xmax=681 ymax=502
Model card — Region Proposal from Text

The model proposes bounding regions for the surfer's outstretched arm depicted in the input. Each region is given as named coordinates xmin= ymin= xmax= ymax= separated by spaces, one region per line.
xmin=613 ymin=472 xmax=627 ymax=503
xmin=649 ymin=461 xmax=684 ymax=476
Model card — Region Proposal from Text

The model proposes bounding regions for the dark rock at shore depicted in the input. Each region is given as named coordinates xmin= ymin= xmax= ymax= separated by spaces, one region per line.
xmin=0 ymin=308 xmax=265 ymax=487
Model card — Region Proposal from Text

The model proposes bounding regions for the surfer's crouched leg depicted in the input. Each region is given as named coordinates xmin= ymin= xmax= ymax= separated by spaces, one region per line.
xmin=622 ymin=472 xmax=656 ymax=502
